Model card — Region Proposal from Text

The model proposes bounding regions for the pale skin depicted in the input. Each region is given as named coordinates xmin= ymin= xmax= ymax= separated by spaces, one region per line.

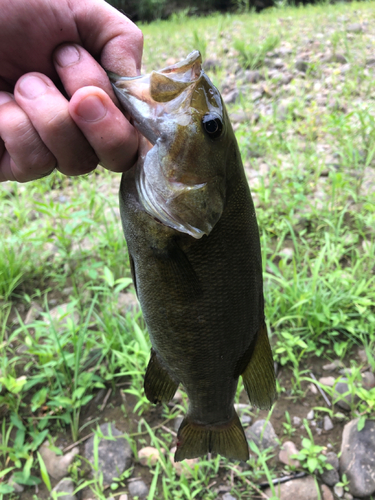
xmin=0 ymin=0 xmax=143 ymax=182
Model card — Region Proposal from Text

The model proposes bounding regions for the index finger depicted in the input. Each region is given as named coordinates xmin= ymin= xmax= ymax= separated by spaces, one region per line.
xmin=54 ymin=43 xmax=118 ymax=102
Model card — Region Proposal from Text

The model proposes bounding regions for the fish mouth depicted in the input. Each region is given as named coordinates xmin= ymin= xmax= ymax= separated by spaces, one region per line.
xmin=108 ymin=51 xmax=225 ymax=239
xmin=107 ymin=51 xmax=204 ymax=145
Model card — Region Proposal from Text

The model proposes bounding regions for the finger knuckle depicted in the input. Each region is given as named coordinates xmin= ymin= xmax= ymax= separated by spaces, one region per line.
xmin=45 ymin=110 xmax=71 ymax=135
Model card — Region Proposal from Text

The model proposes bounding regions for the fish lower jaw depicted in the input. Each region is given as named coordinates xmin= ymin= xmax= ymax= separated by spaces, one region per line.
xmin=136 ymin=167 xmax=212 ymax=238
xmin=142 ymin=195 xmax=209 ymax=238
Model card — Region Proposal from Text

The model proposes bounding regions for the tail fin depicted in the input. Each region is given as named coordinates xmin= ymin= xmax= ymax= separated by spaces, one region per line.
xmin=175 ymin=412 xmax=249 ymax=462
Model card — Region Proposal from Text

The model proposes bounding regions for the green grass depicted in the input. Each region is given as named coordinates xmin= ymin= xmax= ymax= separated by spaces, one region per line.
xmin=1 ymin=1 xmax=375 ymax=498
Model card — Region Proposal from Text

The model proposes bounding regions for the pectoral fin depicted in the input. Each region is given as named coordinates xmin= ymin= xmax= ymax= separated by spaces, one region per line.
xmin=144 ymin=349 xmax=179 ymax=404
xmin=240 ymin=323 xmax=276 ymax=410
xmin=151 ymin=239 xmax=202 ymax=299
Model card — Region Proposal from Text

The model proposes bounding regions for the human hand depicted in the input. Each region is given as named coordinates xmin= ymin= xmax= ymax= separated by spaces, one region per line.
xmin=0 ymin=0 xmax=143 ymax=182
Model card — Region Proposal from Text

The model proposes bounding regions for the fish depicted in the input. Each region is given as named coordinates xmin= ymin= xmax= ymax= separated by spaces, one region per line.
xmin=107 ymin=51 xmax=276 ymax=462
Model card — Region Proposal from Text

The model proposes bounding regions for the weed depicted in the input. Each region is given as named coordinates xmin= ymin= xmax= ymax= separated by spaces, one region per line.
xmin=234 ymin=35 xmax=280 ymax=69
xmin=293 ymin=420 xmax=333 ymax=475
xmin=282 ymin=411 xmax=296 ymax=438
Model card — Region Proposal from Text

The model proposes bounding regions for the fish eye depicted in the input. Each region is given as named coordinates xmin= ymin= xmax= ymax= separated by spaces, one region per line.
xmin=202 ymin=114 xmax=223 ymax=139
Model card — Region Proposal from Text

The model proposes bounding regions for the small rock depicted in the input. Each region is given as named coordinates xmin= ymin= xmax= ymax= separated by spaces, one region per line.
xmin=138 ymin=446 xmax=162 ymax=467
xmin=280 ymin=74 xmax=293 ymax=85
xmin=216 ymin=485 xmax=231 ymax=494
xmin=52 ymin=478 xmax=76 ymax=500
xmin=293 ymin=416 xmax=302 ymax=426
xmin=85 ymin=423 xmax=132 ymax=485
xmin=366 ymin=58 xmax=375 ymax=67
xmin=8 ymin=475 xmax=24 ymax=493
xmin=307 ymin=410 xmax=314 ymax=420
xmin=324 ymin=416 xmax=334 ymax=431
xmin=223 ymin=88 xmax=239 ymax=104
xmin=343 ymin=494 xmax=353 ymax=500
xmin=309 ymin=383 xmax=318 ymax=394
xmin=245 ymin=70 xmax=263 ymax=83
xmin=119 ymin=495 xmax=129 ymax=500
xmin=346 ymin=23 xmax=363 ymax=33
xmin=203 ymin=58 xmax=221 ymax=72
xmin=234 ymin=403 xmax=251 ymax=412
xmin=334 ymin=484 xmax=344 ymax=498
xmin=325 ymin=53 xmax=348 ymax=64
xmin=321 ymin=484 xmax=334 ymax=500
xmin=278 ymin=441 xmax=300 ymax=467
xmin=241 ymin=415 xmax=252 ymax=426
xmin=62 ymin=286 xmax=74 ymax=297
xmin=333 ymin=378 xmax=354 ymax=410
xmin=235 ymin=66 xmax=245 ymax=78
xmin=38 ymin=442 xmax=79 ymax=481
xmin=323 ymin=360 xmax=341 ymax=371
xmin=340 ymin=418 xmax=375 ymax=497
xmin=172 ymin=390 xmax=184 ymax=403
xmin=24 ymin=302 xmax=42 ymax=324
xmin=278 ymin=47 xmax=292 ymax=56
xmin=339 ymin=367 xmax=353 ymax=380
xmin=229 ymin=111 xmax=252 ymax=123
xmin=170 ymin=447 xmax=199 ymax=477
xmin=319 ymin=377 xmax=336 ymax=387
xmin=328 ymin=99 xmax=347 ymax=113
xmin=251 ymin=90 xmax=263 ymax=101
xmin=279 ymin=247 xmax=294 ymax=261
xmin=358 ymin=349 xmax=369 ymax=364
xmin=128 ymin=479 xmax=149 ymax=499
xmin=321 ymin=452 xmax=340 ymax=486
xmin=295 ymin=59 xmax=309 ymax=72
xmin=361 ymin=371 xmax=375 ymax=390
xmin=245 ymin=420 xmax=279 ymax=452
xmin=222 ymin=494 xmax=236 ymax=500
xmin=264 ymin=475 xmax=319 ymax=499
xmin=273 ymin=58 xmax=284 ymax=69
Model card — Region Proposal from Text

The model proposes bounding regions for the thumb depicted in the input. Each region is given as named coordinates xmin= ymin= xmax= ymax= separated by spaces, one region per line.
xmin=72 ymin=0 xmax=143 ymax=76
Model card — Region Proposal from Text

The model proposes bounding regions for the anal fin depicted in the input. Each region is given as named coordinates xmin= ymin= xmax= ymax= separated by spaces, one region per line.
xmin=241 ymin=323 xmax=276 ymax=410
xmin=144 ymin=349 xmax=179 ymax=404
xmin=175 ymin=412 xmax=249 ymax=462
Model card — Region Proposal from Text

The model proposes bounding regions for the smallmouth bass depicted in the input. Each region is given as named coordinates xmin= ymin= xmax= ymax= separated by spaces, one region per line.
xmin=108 ymin=51 xmax=276 ymax=462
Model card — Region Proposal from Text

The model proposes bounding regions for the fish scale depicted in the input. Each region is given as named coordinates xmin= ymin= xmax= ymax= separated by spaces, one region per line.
xmin=108 ymin=51 xmax=276 ymax=462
